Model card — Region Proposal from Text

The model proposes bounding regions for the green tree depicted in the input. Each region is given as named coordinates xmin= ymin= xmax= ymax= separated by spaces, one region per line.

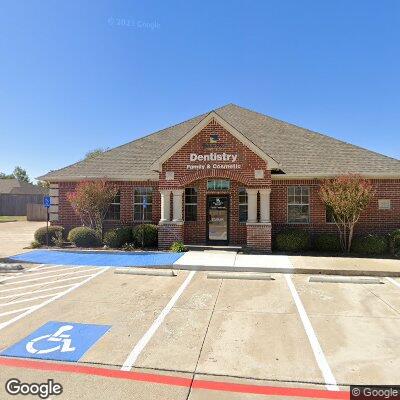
xmin=319 ymin=174 xmax=375 ymax=252
xmin=67 ymin=180 xmax=118 ymax=239
xmin=0 ymin=172 xmax=14 ymax=179
xmin=13 ymin=166 xmax=30 ymax=182
xmin=84 ymin=148 xmax=107 ymax=160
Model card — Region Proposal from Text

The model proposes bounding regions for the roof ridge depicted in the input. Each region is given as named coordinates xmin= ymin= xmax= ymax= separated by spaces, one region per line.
xmin=228 ymin=103 xmax=400 ymax=163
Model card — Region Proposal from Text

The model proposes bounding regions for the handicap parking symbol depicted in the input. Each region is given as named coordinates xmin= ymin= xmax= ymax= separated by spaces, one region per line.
xmin=1 ymin=321 xmax=111 ymax=362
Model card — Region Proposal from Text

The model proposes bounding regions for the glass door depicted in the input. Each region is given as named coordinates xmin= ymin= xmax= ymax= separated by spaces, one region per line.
xmin=207 ymin=196 xmax=229 ymax=244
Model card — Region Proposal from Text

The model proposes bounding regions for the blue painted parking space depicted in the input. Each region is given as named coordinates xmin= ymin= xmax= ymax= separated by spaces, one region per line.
xmin=10 ymin=249 xmax=184 ymax=267
xmin=1 ymin=321 xmax=111 ymax=362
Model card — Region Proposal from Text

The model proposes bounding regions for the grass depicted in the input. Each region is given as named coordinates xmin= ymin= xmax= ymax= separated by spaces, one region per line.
xmin=0 ymin=215 xmax=27 ymax=223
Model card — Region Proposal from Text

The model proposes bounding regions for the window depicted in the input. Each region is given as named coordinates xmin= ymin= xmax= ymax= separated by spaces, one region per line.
xmin=185 ymin=188 xmax=198 ymax=221
xmin=207 ymin=179 xmax=230 ymax=190
xmin=325 ymin=205 xmax=336 ymax=223
xmin=238 ymin=188 xmax=248 ymax=222
xmin=288 ymin=186 xmax=310 ymax=223
xmin=134 ymin=187 xmax=153 ymax=221
xmin=105 ymin=191 xmax=121 ymax=220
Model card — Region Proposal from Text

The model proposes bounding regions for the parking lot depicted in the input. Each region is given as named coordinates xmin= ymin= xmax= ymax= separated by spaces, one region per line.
xmin=0 ymin=263 xmax=399 ymax=399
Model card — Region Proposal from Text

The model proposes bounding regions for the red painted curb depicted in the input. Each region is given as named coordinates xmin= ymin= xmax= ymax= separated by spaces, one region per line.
xmin=0 ymin=357 xmax=349 ymax=399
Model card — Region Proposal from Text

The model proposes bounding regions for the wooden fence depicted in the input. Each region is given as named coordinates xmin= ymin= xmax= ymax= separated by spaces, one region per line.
xmin=0 ymin=194 xmax=44 ymax=216
xmin=27 ymin=203 xmax=47 ymax=221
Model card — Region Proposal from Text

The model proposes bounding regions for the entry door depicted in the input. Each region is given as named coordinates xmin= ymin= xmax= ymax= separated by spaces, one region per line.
xmin=207 ymin=196 xmax=229 ymax=244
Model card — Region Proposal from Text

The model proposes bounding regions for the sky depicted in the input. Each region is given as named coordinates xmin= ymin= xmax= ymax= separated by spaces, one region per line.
xmin=0 ymin=0 xmax=399 ymax=182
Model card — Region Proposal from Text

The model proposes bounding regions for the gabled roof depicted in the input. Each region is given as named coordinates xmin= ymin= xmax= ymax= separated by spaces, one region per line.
xmin=150 ymin=111 xmax=280 ymax=171
xmin=38 ymin=103 xmax=400 ymax=181
xmin=0 ymin=179 xmax=47 ymax=195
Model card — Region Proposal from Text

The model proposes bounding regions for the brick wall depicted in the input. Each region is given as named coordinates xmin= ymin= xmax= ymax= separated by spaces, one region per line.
xmin=271 ymin=178 xmax=400 ymax=237
xmin=246 ymin=223 xmax=272 ymax=252
xmin=56 ymin=181 xmax=160 ymax=233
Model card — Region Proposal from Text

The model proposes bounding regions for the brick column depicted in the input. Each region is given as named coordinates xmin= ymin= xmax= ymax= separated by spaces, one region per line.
xmin=246 ymin=223 xmax=272 ymax=253
xmin=246 ymin=188 xmax=258 ymax=223
xmin=158 ymin=189 xmax=184 ymax=250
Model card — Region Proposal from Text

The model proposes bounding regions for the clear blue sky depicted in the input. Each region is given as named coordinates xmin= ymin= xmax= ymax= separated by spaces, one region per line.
xmin=1 ymin=1 xmax=399 ymax=181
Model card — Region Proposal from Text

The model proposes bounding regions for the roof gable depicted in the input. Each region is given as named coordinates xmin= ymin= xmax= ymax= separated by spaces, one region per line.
xmin=150 ymin=111 xmax=280 ymax=171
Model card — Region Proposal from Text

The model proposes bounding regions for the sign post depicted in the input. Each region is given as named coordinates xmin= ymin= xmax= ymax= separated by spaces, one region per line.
xmin=43 ymin=196 xmax=51 ymax=246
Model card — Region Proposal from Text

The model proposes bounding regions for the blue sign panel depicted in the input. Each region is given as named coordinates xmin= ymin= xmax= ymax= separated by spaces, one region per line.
xmin=1 ymin=321 xmax=111 ymax=362
xmin=43 ymin=196 xmax=51 ymax=208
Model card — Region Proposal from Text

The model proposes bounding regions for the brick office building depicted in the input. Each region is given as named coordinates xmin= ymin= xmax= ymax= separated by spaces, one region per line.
xmin=39 ymin=104 xmax=400 ymax=252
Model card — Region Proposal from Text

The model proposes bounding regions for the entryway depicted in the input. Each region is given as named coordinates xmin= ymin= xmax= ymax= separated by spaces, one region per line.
xmin=206 ymin=195 xmax=229 ymax=245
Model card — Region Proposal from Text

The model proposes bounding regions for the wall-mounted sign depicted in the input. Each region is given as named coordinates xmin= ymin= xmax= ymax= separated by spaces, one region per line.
xmin=186 ymin=152 xmax=241 ymax=171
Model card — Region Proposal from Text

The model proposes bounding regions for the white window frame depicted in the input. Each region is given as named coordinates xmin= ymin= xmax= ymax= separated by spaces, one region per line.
xmin=133 ymin=187 xmax=153 ymax=222
xmin=184 ymin=187 xmax=198 ymax=221
xmin=287 ymin=186 xmax=310 ymax=224
xmin=238 ymin=187 xmax=248 ymax=223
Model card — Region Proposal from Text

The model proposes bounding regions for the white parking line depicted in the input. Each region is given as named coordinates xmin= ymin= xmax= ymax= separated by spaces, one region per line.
xmin=0 ymin=272 xmax=98 ymax=293
xmin=1 ymin=268 xmax=98 ymax=286
xmin=284 ymin=275 xmax=339 ymax=391
xmin=121 ymin=271 xmax=196 ymax=371
xmin=0 ymin=267 xmax=109 ymax=332
xmin=0 ymin=305 xmax=34 ymax=317
xmin=386 ymin=277 xmax=400 ymax=289
xmin=0 ymin=265 xmax=76 ymax=282
xmin=0 ymin=283 xmax=76 ymax=301
xmin=0 ymin=293 xmax=58 ymax=307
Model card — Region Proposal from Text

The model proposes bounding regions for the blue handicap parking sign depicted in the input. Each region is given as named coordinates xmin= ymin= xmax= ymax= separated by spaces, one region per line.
xmin=0 ymin=321 xmax=111 ymax=362
xmin=43 ymin=196 xmax=51 ymax=208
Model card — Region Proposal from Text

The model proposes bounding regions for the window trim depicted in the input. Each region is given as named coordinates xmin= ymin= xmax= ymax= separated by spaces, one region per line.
xmin=105 ymin=191 xmax=121 ymax=221
xmin=287 ymin=186 xmax=310 ymax=224
xmin=238 ymin=187 xmax=248 ymax=224
xmin=207 ymin=179 xmax=230 ymax=191
xmin=133 ymin=187 xmax=153 ymax=222
xmin=184 ymin=187 xmax=198 ymax=222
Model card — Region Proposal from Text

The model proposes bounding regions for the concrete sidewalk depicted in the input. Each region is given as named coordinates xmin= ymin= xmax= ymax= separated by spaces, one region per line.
xmin=173 ymin=251 xmax=400 ymax=277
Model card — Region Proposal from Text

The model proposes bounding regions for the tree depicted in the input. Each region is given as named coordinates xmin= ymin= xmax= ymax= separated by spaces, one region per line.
xmin=84 ymin=148 xmax=107 ymax=160
xmin=0 ymin=172 xmax=14 ymax=179
xmin=319 ymin=174 xmax=375 ymax=252
xmin=13 ymin=166 xmax=30 ymax=182
xmin=67 ymin=181 xmax=118 ymax=238
xmin=36 ymin=180 xmax=50 ymax=189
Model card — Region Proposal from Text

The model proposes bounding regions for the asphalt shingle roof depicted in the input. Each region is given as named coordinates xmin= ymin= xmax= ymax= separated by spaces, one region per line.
xmin=39 ymin=104 xmax=400 ymax=181
xmin=0 ymin=179 xmax=47 ymax=195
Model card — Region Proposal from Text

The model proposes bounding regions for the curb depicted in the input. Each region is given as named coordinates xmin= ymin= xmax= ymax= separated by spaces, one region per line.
xmin=123 ymin=264 xmax=400 ymax=277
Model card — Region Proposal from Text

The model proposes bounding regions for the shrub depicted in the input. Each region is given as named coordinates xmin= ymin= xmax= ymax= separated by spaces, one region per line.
xmin=351 ymin=234 xmax=388 ymax=255
xmin=67 ymin=226 xmax=101 ymax=248
xmin=314 ymin=233 xmax=341 ymax=253
xmin=122 ymin=243 xmax=136 ymax=251
xmin=103 ymin=227 xmax=133 ymax=248
xmin=30 ymin=241 xmax=41 ymax=249
xmin=132 ymin=224 xmax=158 ymax=248
xmin=275 ymin=229 xmax=311 ymax=252
xmin=170 ymin=241 xmax=186 ymax=252
xmin=389 ymin=229 xmax=400 ymax=257
xmin=52 ymin=231 xmax=64 ymax=247
xmin=34 ymin=226 xmax=64 ymax=246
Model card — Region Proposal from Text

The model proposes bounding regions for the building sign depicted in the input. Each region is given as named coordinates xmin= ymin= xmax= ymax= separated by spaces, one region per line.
xmin=186 ymin=152 xmax=242 ymax=171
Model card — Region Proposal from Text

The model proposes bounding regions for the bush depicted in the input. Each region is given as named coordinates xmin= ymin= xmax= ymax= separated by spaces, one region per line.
xmin=67 ymin=226 xmax=101 ymax=248
xmin=132 ymin=224 xmax=158 ymax=248
xmin=275 ymin=229 xmax=311 ymax=252
xmin=122 ymin=243 xmax=136 ymax=251
xmin=103 ymin=227 xmax=133 ymax=248
xmin=30 ymin=240 xmax=41 ymax=249
xmin=389 ymin=229 xmax=400 ymax=257
xmin=170 ymin=241 xmax=186 ymax=252
xmin=351 ymin=234 xmax=388 ymax=255
xmin=34 ymin=226 xmax=64 ymax=246
xmin=314 ymin=233 xmax=341 ymax=253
